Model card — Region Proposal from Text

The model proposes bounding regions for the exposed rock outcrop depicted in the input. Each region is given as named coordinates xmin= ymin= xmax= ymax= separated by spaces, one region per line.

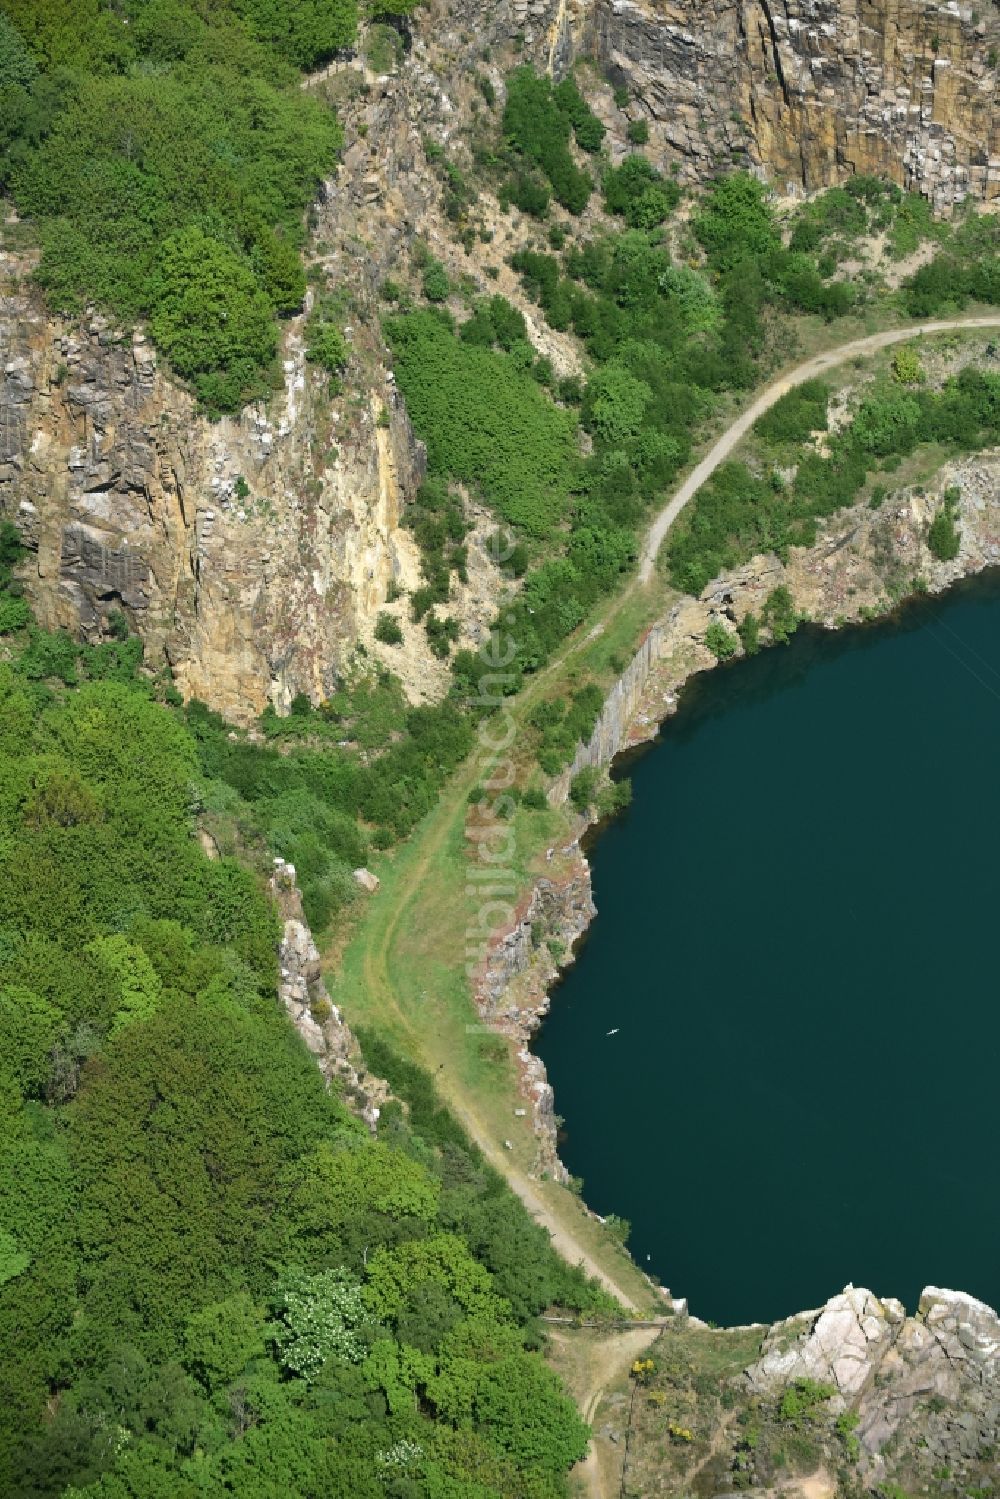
xmin=0 ymin=249 xmax=428 ymax=722
xmin=270 ymin=857 xmax=388 ymax=1126
xmin=543 ymin=0 xmax=1000 ymax=211
xmin=472 ymin=845 xmax=596 ymax=1180
xmin=748 ymin=1283 xmax=1000 ymax=1487
xmin=607 ymin=1281 xmax=1000 ymax=1493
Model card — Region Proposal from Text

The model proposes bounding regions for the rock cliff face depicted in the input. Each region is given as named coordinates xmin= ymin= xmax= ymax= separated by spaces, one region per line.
xmin=0 ymin=240 xmax=429 ymax=722
xmin=0 ymin=18 xmax=521 ymax=721
xmin=473 ymin=847 xmax=597 ymax=1180
xmin=540 ymin=0 xmax=1000 ymax=210
xmin=748 ymin=1283 xmax=1000 ymax=1489
xmin=269 ymin=857 xmax=388 ymax=1125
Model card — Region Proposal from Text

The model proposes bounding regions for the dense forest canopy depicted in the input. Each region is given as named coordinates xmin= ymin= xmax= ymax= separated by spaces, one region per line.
xmin=0 ymin=0 xmax=354 ymax=410
xmin=0 ymin=530 xmax=607 ymax=1497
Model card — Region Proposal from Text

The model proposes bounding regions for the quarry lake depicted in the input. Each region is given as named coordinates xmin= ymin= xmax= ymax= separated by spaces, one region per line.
xmin=535 ymin=573 xmax=1000 ymax=1327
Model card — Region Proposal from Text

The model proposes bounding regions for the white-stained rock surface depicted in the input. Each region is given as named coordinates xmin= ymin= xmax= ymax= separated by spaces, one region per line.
xmin=746 ymin=1283 xmax=1000 ymax=1483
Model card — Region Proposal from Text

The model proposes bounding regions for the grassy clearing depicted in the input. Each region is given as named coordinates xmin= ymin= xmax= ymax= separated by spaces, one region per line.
xmin=332 ymin=570 xmax=674 ymax=1311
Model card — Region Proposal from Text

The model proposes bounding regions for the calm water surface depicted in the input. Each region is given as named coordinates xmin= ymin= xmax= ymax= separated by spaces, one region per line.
xmin=535 ymin=574 xmax=1000 ymax=1325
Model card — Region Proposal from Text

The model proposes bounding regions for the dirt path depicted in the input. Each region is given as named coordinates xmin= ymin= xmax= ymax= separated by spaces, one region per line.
xmin=450 ymin=1092 xmax=643 ymax=1307
xmin=350 ymin=314 xmax=1000 ymax=1313
xmin=639 ymin=315 xmax=1000 ymax=581
xmin=357 ymin=676 xmax=647 ymax=1308
xmin=548 ymin=1326 xmax=662 ymax=1499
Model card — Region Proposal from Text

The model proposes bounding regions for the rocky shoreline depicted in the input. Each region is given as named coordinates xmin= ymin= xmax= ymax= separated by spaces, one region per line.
xmin=474 ymin=448 xmax=1000 ymax=1186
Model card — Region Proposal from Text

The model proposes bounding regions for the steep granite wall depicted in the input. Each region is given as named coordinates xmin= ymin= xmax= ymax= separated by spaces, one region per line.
xmin=0 ymin=243 xmax=427 ymax=722
xmin=2 ymin=0 xmax=997 ymax=722
xmin=542 ymin=0 xmax=1000 ymax=209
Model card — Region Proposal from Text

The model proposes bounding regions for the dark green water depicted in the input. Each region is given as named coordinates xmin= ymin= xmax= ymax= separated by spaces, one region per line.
xmin=536 ymin=574 xmax=1000 ymax=1326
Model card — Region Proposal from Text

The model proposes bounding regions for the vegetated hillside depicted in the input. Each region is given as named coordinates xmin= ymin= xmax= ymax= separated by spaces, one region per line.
xmin=383 ymin=63 xmax=999 ymax=777
xmin=0 ymin=525 xmax=613 ymax=1499
xmin=1 ymin=19 xmax=999 ymax=1494
xmin=0 ymin=0 xmax=363 ymax=410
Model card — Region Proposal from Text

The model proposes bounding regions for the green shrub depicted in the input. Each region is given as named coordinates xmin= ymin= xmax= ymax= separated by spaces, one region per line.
xmin=375 ymin=611 xmax=404 ymax=645
xmin=778 ymin=1378 xmax=835 ymax=1423
xmin=901 ymin=210 xmax=1000 ymax=317
xmin=596 ymin=777 xmax=632 ymax=817
xmin=891 ymin=344 xmax=924 ymax=385
xmin=667 ymin=462 xmax=779 ymax=595
xmin=384 ymin=310 xmax=576 ymax=536
xmin=836 ymin=1409 xmax=861 ymax=1462
xmin=754 ymin=381 xmax=829 ymax=445
xmin=626 ymin=118 xmax=649 ymax=145
xmin=603 ymin=155 xmax=679 ymax=229
xmin=692 ymin=172 xmax=780 ymax=273
xmin=552 ymin=74 xmax=605 ymax=153
xmin=425 ymin=612 xmax=459 ymax=658
xmin=583 ymin=362 xmax=652 ymax=445
xmin=505 ymin=171 xmax=550 ymax=217
xmin=0 ymin=12 xmax=37 ymax=88
xmin=705 ymin=619 xmax=737 ymax=659
xmin=532 ymin=685 xmax=604 ymax=773
xmin=422 ymin=259 xmax=450 ymax=302
xmin=852 ymin=389 xmax=921 ymax=457
xmin=0 ymin=595 xmax=30 ymax=634
xmin=502 ymin=66 xmax=592 ymax=214
xmin=927 ymin=492 xmax=961 ymax=562
xmin=305 ymin=300 xmax=349 ymax=373
xmin=148 ymin=228 xmax=277 ymax=412
xmin=738 ymin=612 xmax=760 ymax=655
xmin=762 ymin=585 xmax=799 ymax=644
xmin=402 ymin=477 xmax=469 ymax=608
xmin=365 ymin=21 xmax=402 ymax=74
xmin=569 ymin=766 xmax=598 ymax=811
xmin=235 ymin=0 xmax=358 ymax=68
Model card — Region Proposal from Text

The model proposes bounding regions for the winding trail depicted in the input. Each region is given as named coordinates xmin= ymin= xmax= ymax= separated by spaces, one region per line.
xmin=355 ymin=606 xmax=649 ymax=1308
xmin=640 ymin=316 xmax=1000 ymax=582
xmin=347 ymin=315 xmax=1000 ymax=1316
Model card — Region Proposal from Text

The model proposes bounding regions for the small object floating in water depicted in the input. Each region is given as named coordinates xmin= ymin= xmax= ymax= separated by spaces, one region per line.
xmin=606 ymin=1028 xmax=619 ymax=1036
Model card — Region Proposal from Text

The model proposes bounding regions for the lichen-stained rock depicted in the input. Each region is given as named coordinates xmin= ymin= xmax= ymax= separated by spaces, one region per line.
xmin=543 ymin=0 xmax=1000 ymax=211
